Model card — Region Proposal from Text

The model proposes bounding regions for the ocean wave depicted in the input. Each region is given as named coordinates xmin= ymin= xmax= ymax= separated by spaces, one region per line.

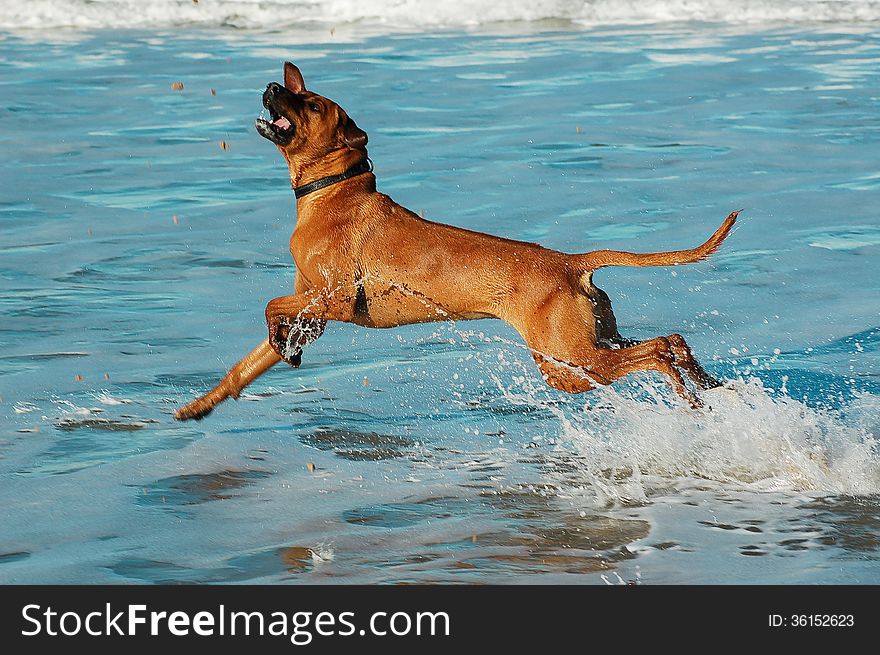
xmin=2 ymin=0 xmax=880 ymax=31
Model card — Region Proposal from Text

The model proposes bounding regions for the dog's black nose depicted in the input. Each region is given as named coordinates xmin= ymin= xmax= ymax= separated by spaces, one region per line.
xmin=266 ymin=82 xmax=282 ymax=96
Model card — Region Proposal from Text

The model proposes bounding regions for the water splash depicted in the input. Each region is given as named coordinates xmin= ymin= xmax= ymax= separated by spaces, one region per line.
xmin=310 ymin=543 xmax=335 ymax=563
xmin=534 ymin=380 xmax=880 ymax=503
xmin=267 ymin=276 xmax=879 ymax=505
xmin=94 ymin=391 xmax=133 ymax=406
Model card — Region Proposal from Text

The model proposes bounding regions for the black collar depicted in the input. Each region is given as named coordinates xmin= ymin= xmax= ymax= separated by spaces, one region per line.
xmin=294 ymin=157 xmax=373 ymax=199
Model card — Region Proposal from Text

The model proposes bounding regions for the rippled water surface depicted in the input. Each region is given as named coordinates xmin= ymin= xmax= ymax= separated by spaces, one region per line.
xmin=1 ymin=25 xmax=879 ymax=583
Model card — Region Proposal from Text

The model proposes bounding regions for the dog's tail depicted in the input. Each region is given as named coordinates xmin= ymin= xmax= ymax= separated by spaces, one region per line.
xmin=578 ymin=211 xmax=739 ymax=271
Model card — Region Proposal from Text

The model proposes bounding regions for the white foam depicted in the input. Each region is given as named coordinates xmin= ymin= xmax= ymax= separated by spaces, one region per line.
xmin=544 ymin=380 xmax=880 ymax=503
xmin=310 ymin=543 xmax=335 ymax=563
xmin=2 ymin=0 xmax=880 ymax=30
xmin=13 ymin=402 xmax=38 ymax=414
xmin=94 ymin=391 xmax=133 ymax=405
xmin=52 ymin=399 xmax=103 ymax=416
xmin=489 ymin=370 xmax=880 ymax=503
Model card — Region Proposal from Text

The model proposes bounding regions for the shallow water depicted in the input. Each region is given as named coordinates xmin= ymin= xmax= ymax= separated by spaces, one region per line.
xmin=1 ymin=23 xmax=879 ymax=583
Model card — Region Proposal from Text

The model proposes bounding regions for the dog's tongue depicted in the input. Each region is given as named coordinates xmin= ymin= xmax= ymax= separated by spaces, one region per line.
xmin=273 ymin=116 xmax=291 ymax=130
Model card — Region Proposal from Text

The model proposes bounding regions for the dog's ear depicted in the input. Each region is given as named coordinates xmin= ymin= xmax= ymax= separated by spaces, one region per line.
xmin=342 ymin=117 xmax=368 ymax=149
xmin=283 ymin=62 xmax=306 ymax=94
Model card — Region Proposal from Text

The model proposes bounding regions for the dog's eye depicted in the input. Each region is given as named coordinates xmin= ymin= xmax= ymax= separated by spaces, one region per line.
xmin=308 ymin=102 xmax=321 ymax=113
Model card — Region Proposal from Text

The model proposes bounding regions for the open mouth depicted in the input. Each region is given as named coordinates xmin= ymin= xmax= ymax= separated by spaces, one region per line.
xmin=255 ymin=92 xmax=295 ymax=144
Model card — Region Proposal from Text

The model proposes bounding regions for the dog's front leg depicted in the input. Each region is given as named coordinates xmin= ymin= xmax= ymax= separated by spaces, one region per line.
xmin=266 ymin=290 xmax=351 ymax=361
xmin=267 ymin=311 xmax=327 ymax=368
xmin=174 ymin=339 xmax=281 ymax=421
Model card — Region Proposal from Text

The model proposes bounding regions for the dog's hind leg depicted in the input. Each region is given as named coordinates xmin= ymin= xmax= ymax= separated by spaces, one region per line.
xmin=575 ymin=277 xmax=718 ymax=398
xmin=665 ymin=333 xmax=722 ymax=390
xmin=531 ymin=339 xmax=701 ymax=406
xmin=517 ymin=291 xmax=600 ymax=393
xmin=175 ymin=339 xmax=281 ymax=421
xmin=582 ymin=278 xmax=640 ymax=349
xmin=531 ymin=352 xmax=596 ymax=393
xmin=585 ymin=337 xmax=703 ymax=407
xmin=517 ymin=289 xmax=702 ymax=405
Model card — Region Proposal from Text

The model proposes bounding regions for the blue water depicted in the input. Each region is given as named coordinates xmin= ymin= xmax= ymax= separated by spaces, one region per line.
xmin=1 ymin=24 xmax=879 ymax=583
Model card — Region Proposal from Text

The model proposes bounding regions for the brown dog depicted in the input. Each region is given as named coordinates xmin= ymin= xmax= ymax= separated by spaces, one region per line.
xmin=175 ymin=62 xmax=737 ymax=421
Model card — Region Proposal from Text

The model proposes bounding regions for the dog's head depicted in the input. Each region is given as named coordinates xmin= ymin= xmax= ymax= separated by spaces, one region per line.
xmin=256 ymin=62 xmax=367 ymax=162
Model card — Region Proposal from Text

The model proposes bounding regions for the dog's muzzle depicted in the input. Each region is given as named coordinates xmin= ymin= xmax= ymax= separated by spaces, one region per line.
xmin=256 ymin=83 xmax=295 ymax=144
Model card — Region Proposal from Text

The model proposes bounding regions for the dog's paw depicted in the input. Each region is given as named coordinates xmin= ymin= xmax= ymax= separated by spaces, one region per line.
xmin=268 ymin=316 xmax=290 ymax=355
xmin=175 ymin=398 xmax=215 ymax=421
xmin=268 ymin=317 xmax=303 ymax=367
xmin=282 ymin=348 xmax=303 ymax=368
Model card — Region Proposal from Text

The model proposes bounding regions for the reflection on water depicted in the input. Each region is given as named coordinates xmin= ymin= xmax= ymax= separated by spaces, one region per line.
xmin=135 ymin=469 xmax=273 ymax=511
xmin=801 ymin=496 xmax=880 ymax=556
xmin=301 ymin=428 xmax=416 ymax=461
